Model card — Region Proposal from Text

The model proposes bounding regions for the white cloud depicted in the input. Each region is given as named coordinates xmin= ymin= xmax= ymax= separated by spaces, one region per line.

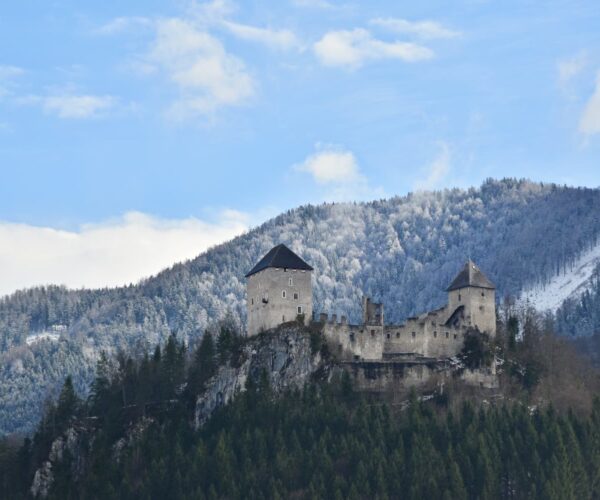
xmin=557 ymin=51 xmax=588 ymax=87
xmin=294 ymin=145 xmax=361 ymax=184
xmin=313 ymin=28 xmax=433 ymax=68
xmin=95 ymin=16 xmax=153 ymax=35
xmin=292 ymin=0 xmax=336 ymax=8
xmin=293 ymin=144 xmax=385 ymax=201
xmin=579 ymin=72 xmax=600 ymax=137
xmin=21 ymin=94 xmax=116 ymax=119
xmin=413 ymin=143 xmax=451 ymax=191
xmin=0 ymin=65 xmax=24 ymax=99
xmin=147 ymin=18 xmax=255 ymax=118
xmin=370 ymin=18 xmax=461 ymax=40
xmin=222 ymin=21 xmax=301 ymax=51
xmin=0 ymin=211 xmax=249 ymax=297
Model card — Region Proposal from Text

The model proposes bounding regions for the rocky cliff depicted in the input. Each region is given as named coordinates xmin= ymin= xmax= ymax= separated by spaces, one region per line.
xmin=195 ymin=324 xmax=329 ymax=427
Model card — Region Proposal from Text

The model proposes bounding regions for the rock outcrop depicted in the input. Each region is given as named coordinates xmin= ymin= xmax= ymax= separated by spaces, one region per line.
xmin=194 ymin=324 xmax=328 ymax=427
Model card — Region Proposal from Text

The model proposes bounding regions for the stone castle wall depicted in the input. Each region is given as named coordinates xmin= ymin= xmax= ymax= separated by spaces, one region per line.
xmin=319 ymin=312 xmax=467 ymax=361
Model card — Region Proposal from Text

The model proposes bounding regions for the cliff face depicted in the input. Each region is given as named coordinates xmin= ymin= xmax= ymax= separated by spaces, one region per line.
xmin=195 ymin=324 xmax=328 ymax=427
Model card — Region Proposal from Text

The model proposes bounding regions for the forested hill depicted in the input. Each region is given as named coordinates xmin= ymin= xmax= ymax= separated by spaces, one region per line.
xmin=3 ymin=177 xmax=600 ymax=435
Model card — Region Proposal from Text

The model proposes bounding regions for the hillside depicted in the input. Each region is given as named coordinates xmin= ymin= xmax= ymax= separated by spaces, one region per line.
xmin=2 ymin=318 xmax=599 ymax=499
xmin=3 ymin=178 xmax=600 ymax=435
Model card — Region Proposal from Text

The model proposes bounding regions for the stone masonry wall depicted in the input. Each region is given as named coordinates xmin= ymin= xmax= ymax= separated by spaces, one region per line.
xmin=247 ymin=267 xmax=312 ymax=337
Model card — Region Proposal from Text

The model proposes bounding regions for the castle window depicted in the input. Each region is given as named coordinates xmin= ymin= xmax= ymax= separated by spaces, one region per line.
xmin=293 ymin=292 xmax=299 ymax=300
xmin=251 ymin=298 xmax=254 ymax=305
xmin=386 ymin=333 xmax=390 ymax=339
xmin=350 ymin=333 xmax=355 ymax=341
xmin=282 ymin=315 xmax=286 ymax=322
xmin=434 ymin=331 xmax=437 ymax=338
xmin=289 ymin=277 xmax=293 ymax=286
xmin=297 ymin=306 xmax=303 ymax=314
xmin=282 ymin=290 xmax=286 ymax=299
xmin=481 ymin=291 xmax=485 ymax=297
xmin=445 ymin=332 xmax=449 ymax=338
xmin=480 ymin=306 xmax=485 ymax=311
xmin=371 ymin=330 xmax=375 ymax=337
xmin=454 ymin=333 xmax=457 ymax=339
xmin=396 ymin=332 xmax=400 ymax=338
xmin=458 ymin=293 xmax=461 ymax=301
xmin=262 ymin=293 xmax=269 ymax=304
xmin=412 ymin=332 xmax=416 ymax=338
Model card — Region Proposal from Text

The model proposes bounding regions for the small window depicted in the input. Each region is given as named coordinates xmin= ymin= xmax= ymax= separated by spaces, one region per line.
xmin=458 ymin=293 xmax=461 ymax=301
xmin=251 ymin=298 xmax=254 ymax=305
xmin=481 ymin=291 xmax=485 ymax=297
xmin=289 ymin=277 xmax=293 ymax=286
xmin=282 ymin=315 xmax=286 ymax=322
xmin=434 ymin=331 xmax=437 ymax=338
xmin=371 ymin=330 xmax=375 ymax=337
xmin=297 ymin=306 xmax=303 ymax=314
xmin=293 ymin=292 xmax=299 ymax=300
xmin=412 ymin=332 xmax=416 ymax=338
xmin=445 ymin=332 xmax=449 ymax=338
xmin=350 ymin=333 xmax=355 ymax=341
xmin=386 ymin=333 xmax=390 ymax=339
xmin=396 ymin=332 xmax=400 ymax=339
xmin=282 ymin=290 xmax=286 ymax=299
xmin=454 ymin=333 xmax=457 ymax=339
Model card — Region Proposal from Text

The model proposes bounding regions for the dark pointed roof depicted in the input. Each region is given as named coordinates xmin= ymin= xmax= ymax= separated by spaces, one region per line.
xmin=245 ymin=244 xmax=313 ymax=278
xmin=447 ymin=260 xmax=495 ymax=291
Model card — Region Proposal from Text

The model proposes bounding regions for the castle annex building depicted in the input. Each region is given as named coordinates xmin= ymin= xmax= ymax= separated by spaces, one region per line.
xmin=246 ymin=244 xmax=496 ymax=363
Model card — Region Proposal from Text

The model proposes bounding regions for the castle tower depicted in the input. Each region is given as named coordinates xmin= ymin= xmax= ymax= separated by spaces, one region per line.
xmin=245 ymin=244 xmax=313 ymax=337
xmin=446 ymin=260 xmax=496 ymax=336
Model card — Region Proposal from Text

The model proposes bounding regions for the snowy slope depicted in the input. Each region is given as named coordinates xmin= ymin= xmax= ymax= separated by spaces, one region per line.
xmin=519 ymin=242 xmax=600 ymax=311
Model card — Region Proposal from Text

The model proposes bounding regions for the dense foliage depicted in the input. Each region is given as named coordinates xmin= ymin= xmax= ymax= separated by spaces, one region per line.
xmin=2 ymin=336 xmax=600 ymax=499
xmin=3 ymin=178 xmax=600 ymax=434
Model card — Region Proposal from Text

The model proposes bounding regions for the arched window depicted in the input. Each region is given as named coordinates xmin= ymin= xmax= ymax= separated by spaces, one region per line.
xmin=282 ymin=290 xmax=286 ymax=299
xmin=289 ymin=277 xmax=293 ymax=286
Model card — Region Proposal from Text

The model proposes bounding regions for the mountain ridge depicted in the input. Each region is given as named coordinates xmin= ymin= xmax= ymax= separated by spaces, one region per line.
xmin=3 ymin=177 xmax=600 ymax=435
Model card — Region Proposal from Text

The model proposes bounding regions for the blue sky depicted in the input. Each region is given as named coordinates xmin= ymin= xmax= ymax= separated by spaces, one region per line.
xmin=1 ymin=0 xmax=600 ymax=294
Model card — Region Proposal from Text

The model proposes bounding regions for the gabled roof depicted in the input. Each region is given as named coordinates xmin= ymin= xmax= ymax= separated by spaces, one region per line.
xmin=447 ymin=260 xmax=495 ymax=291
xmin=245 ymin=244 xmax=313 ymax=278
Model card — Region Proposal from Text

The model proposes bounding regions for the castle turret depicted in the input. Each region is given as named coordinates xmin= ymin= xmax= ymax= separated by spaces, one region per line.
xmin=245 ymin=244 xmax=313 ymax=337
xmin=446 ymin=260 xmax=496 ymax=336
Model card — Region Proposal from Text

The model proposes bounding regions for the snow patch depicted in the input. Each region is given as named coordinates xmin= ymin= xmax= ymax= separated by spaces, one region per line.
xmin=25 ymin=332 xmax=61 ymax=346
xmin=519 ymin=241 xmax=600 ymax=311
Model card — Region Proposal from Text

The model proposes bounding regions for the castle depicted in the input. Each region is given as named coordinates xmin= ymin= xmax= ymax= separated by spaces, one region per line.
xmin=246 ymin=244 xmax=496 ymax=364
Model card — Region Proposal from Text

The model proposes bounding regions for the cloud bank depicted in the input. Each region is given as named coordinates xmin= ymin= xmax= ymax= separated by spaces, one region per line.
xmin=0 ymin=211 xmax=249 ymax=297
